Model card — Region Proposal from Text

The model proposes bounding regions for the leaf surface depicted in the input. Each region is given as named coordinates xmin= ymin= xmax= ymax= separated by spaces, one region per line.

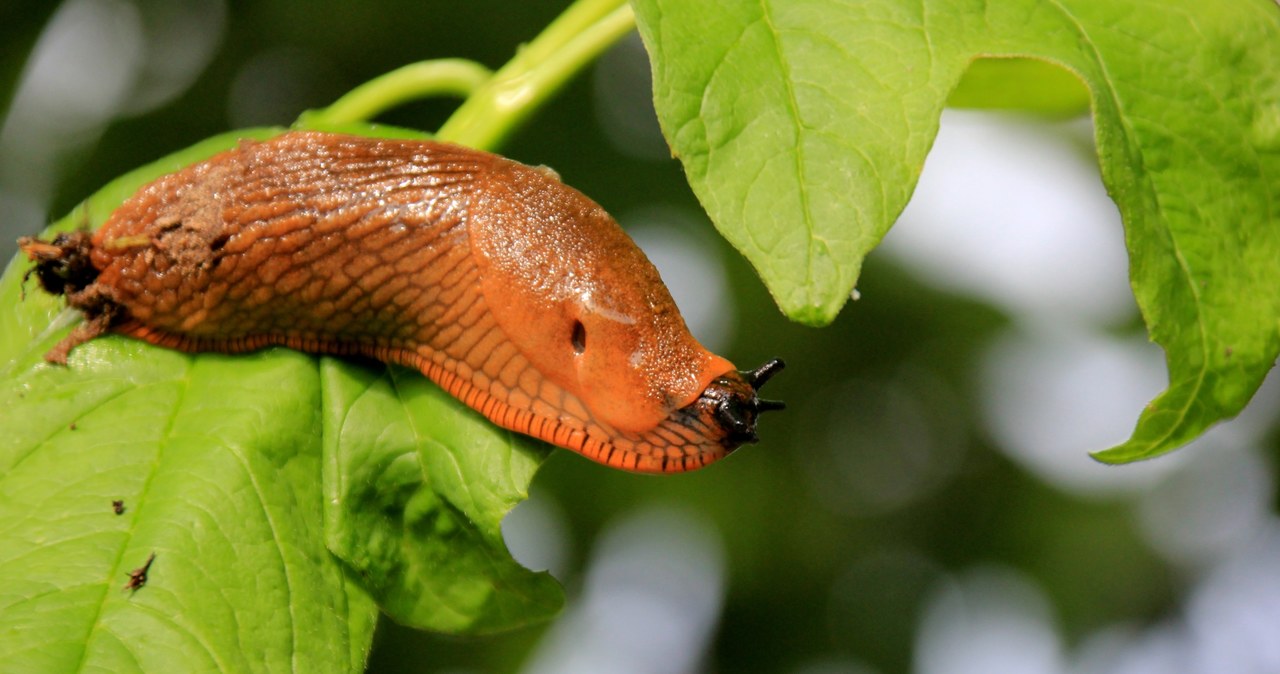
xmin=321 ymin=359 xmax=559 ymax=634
xmin=0 ymin=125 xmax=560 ymax=672
xmin=633 ymin=0 xmax=1280 ymax=461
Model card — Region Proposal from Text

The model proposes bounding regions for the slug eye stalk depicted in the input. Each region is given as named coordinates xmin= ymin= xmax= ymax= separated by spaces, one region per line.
xmin=745 ymin=358 xmax=786 ymax=389
xmin=746 ymin=358 xmax=787 ymax=415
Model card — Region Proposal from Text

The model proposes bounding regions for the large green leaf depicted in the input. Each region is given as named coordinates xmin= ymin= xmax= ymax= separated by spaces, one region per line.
xmin=947 ymin=57 xmax=1090 ymax=116
xmin=0 ymin=125 xmax=560 ymax=671
xmin=0 ymin=338 xmax=377 ymax=672
xmin=632 ymin=0 xmax=1280 ymax=462
xmin=321 ymin=360 xmax=560 ymax=634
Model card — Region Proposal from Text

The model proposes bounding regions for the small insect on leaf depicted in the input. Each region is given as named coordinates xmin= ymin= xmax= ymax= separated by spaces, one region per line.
xmin=124 ymin=552 xmax=156 ymax=593
xmin=112 ymin=500 xmax=125 ymax=515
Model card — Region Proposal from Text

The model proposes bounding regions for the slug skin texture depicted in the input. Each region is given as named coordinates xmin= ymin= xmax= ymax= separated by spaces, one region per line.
xmin=20 ymin=131 xmax=783 ymax=473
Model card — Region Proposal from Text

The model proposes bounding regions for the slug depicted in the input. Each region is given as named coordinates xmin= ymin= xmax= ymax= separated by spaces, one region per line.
xmin=18 ymin=131 xmax=784 ymax=473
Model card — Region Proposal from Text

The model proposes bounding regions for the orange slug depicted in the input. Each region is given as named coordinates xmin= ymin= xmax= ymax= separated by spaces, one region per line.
xmin=19 ymin=131 xmax=783 ymax=473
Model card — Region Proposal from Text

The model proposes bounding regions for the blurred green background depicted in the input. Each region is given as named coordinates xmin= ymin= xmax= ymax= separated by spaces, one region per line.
xmin=3 ymin=1 xmax=1278 ymax=673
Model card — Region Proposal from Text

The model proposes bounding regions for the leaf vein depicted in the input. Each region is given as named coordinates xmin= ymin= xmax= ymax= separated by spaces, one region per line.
xmin=72 ymin=359 xmax=192 ymax=673
xmin=219 ymin=436 xmax=299 ymax=672
xmin=758 ymin=0 xmax=818 ymax=295
xmin=1044 ymin=0 xmax=1209 ymax=451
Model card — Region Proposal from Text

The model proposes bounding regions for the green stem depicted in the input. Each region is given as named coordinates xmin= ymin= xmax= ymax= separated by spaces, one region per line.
xmin=301 ymin=59 xmax=493 ymax=127
xmin=297 ymin=0 xmax=635 ymax=150
xmin=436 ymin=0 xmax=635 ymax=151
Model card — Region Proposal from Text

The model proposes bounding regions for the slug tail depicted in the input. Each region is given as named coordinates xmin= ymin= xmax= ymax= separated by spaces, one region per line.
xmin=19 ymin=232 xmax=98 ymax=298
xmin=19 ymin=232 xmax=132 ymax=364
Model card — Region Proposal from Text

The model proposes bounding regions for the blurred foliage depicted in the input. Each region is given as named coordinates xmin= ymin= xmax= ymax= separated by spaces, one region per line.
xmin=1 ymin=2 xmax=1275 ymax=674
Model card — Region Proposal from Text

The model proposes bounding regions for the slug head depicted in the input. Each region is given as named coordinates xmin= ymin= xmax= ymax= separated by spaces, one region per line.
xmin=565 ymin=296 xmax=741 ymax=433
xmin=470 ymin=158 xmax=738 ymax=434
xmin=677 ymin=359 xmax=786 ymax=450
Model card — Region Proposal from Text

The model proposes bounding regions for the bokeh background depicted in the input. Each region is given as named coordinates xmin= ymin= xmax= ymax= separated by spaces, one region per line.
xmin=3 ymin=1 xmax=1278 ymax=673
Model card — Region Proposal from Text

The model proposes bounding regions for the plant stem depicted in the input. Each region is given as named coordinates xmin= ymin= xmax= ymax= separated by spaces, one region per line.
xmin=436 ymin=0 xmax=635 ymax=151
xmin=302 ymin=59 xmax=492 ymax=127
xmin=299 ymin=0 xmax=635 ymax=151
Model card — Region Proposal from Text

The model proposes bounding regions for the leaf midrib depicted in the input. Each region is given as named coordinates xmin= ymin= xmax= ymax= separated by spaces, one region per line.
xmin=758 ymin=0 xmax=819 ymax=304
xmin=70 ymin=362 xmax=235 ymax=673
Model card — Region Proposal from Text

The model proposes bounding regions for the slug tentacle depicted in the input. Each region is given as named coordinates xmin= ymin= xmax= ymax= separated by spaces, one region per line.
xmin=18 ymin=131 xmax=784 ymax=473
xmin=745 ymin=358 xmax=786 ymax=389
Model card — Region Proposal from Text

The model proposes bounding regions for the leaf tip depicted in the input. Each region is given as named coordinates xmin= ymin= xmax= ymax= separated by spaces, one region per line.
xmin=788 ymin=305 xmax=835 ymax=327
xmin=1091 ymin=434 xmax=1181 ymax=465
xmin=776 ymin=288 xmax=849 ymax=327
xmin=1089 ymin=445 xmax=1142 ymax=465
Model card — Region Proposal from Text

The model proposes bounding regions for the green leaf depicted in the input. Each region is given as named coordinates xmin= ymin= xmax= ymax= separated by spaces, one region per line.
xmin=633 ymin=0 xmax=1280 ymax=462
xmin=0 ymin=341 xmax=377 ymax=673
xmin=1 ymin=125 xmax=560 ymax=670
xmin=947 ymin=57 xmax=1090 ymax=117
xmin=321 ymin=360 xmax=560 ymax=634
